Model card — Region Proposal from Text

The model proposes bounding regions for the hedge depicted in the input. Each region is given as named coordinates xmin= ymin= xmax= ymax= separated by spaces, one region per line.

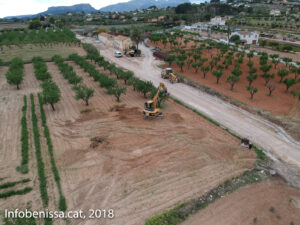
xmin=38 ymin=94 xmax=66 ymax=211
xmin=17 ymin=95 xmax=29 ymax=174
xmin=30 ymin=94 xmax=48 ymax=207
xmin=0 ymin=178 xmax=30 ymax=190
xmin=0 ymin=187 xmax=32 ymax=199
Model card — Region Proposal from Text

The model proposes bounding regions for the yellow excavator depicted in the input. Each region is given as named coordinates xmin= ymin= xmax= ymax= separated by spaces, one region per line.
xmin=124 ymin=48 xmax=136 ymax=57
xmin=143 ymin=83 xmax=168 ymax=119
xmin=161 ymin=68 xmax=178 ymax=84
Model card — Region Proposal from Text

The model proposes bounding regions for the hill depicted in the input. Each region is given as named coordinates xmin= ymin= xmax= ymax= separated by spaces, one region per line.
xmin=4 ymin=4 xmax=96 ymax=19
xmin=100 ymin=0 xmax=190 ymax=12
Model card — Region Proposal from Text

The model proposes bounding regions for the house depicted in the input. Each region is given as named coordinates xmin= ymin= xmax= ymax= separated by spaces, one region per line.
xmin=113 ymin=35 xmax=133 ymax=51
xmin=270 ymin=9 xmax=281 ymax=16
xmin=229 ymin=31 xmax=259 ymax=45
xmin=210 ymin=16 xmax=226 ymax=26
xmin=97 ymin=33 xmax=114 ymax=47
xmin=148 ymin=18 xmax=158 ymax=23
xmin=158 ymin=16 xmax=165 ymax=21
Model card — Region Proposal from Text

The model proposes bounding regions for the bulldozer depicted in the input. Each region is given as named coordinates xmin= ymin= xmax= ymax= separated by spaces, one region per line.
xmin=143 ymin=83 xmax=168 ymax=119
xmin=161 ymin=68 xmax=178 ymax=84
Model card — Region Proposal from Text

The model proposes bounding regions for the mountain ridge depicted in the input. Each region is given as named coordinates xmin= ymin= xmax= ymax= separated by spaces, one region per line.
xmin=4 ymin=3 xmax=96 ymax=19
xmin=100 ymin=0 xmax=191 ymax=12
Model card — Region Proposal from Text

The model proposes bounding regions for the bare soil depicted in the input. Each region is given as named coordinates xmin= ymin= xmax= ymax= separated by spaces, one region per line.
xmin=42 ymin=61 xmax=256 ymax=225
xmin=0 ymin=65 xmax=43 ymax=213
xmin=182 ymin=178 xmax=300 ymax=225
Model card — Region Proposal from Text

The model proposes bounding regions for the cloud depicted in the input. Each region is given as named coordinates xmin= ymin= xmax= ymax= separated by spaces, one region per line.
xmin=0 ymin=0 xmax=129 ymax=18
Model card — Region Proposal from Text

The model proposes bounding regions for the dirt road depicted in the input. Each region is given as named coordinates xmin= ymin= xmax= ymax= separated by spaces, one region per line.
xmin=79 ymin=36 xmax=300 ymax=187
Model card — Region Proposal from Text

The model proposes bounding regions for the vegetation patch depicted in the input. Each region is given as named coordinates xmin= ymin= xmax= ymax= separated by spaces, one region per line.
xmin=37 ymin=94 xmax=67 ymax=211
xmin=0 ymin=178 xmax=30 ymax=190
xmin=0 ymin=28 xmax=79 ymax=46
xmin=16 ymin=95 xmax=29 ymax=174
xmin=5 ymin=57 xmax=24 ymax=89
xmin=0 ymin=187 xmax=32 ymax=199
xmin=30 ymin=94 xmax=48 ymax=207
xmin=145 ymin=169 xmax=266 ymax=225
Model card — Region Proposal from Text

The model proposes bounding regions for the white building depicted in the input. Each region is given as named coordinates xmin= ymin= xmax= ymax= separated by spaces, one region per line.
xmin=270 ymin=9 xmax=281 ymax=16
xmin=229 ymin=31 xmax=259 ymax=45
xmin=210 ymin=16 xmax=226 ymax=26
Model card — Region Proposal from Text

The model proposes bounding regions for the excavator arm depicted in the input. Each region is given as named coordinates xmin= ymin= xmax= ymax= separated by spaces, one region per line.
xmin=152 ymin=83 xmax=167 ymax=109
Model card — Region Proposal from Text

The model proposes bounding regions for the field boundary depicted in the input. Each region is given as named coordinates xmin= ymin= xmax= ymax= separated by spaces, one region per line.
xmin=145 ymin=169 xmax=268 ymax=225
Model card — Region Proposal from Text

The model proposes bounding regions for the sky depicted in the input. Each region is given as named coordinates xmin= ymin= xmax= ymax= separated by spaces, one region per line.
xmin=0 ymin=0 xmax=130 ymax=18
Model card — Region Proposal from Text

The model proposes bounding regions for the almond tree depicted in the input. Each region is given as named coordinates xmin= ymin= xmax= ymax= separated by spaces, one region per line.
xmin=282 ymin=57 xmax=292 ymax=68
xmin=73 ymin=84 xmax=94 ymax=106
xmin=247 ymin=51 xmax=254 ymax=62
xmin=41 ymin=80 xmax=61 ymax=111
xmin=201 ymin=66 xmax=209 ymax=79
xmin=277 ymin=69 xmax=289 ymax=83
xmin=266 ymin=82 xmax=276 ymax=96
xmin=227 ymin=75 xmax=240 ymax=91
xmin=247 ymin=86 xmax=258 ymax=99
xmin=212 ymin=70 xmax=223 ymax=84
xmin=270 ymin=54 xmax=280 ymax=69
xmin=283 ymin=78 xmax=297 ymax=93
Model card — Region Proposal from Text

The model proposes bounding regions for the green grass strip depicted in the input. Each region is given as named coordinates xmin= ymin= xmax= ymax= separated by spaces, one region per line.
xmin=0 ymin=187 xmax=32 ymax=199
xmin=30 ymin=94 xmax=48 ymax=207
xmin=0 ymin=178 xmax=30 ymax=190
xmin=37 ymin=94 xmax=67 ymax=211
xmin=17 ymin=95 xmax=29 ymax=174
xmin=145 ymin=169 xmax=263 ymax=225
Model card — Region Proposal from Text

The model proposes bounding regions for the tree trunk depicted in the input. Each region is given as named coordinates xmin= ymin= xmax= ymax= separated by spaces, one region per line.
xmin=116 ymin=96 xmax=120 ymax=102
xmin=85 ymin=99 xmax=89 ymax=106
xmin=50 ymin=103 xmax=55 ymax=111
xmin=203 ymin=72 xmax=206 ymax=79
xmin=250 ymin=92 xmax=254 ymax=99
xmin=268 ymin=89 xmax=272 ymax=96
xmin=17 ymin=84 xmax=19 ymax=90
xmin=231 ymin=83 xmax=234 ymax=91
xmin=217 ymin=78 xmax=220 ymax=84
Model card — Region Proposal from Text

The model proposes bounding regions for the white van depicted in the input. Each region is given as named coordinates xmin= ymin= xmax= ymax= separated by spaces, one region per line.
xmin=114 ymin=51 xmax=122 ymax=58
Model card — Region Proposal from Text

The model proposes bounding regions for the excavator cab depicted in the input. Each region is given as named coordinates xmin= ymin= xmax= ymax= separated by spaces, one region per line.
xmin=166 ymin=68 xmax=173 ymax=75
xmin=161 ymin=68 xmax=178 ymax=84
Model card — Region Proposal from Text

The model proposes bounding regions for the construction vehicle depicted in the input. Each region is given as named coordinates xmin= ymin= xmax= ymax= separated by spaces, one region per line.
xmin=143 ymin=83 xmax=168 ymax=119
xmin=124 ymin=48 xmax=136 ymax=57
xmin=161 ymin=68 xmax=178 ymax=84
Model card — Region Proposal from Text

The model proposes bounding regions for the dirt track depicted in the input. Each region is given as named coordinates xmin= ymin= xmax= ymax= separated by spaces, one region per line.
xmin=79 ymin=36 xmax=300 ymax=187
xmin=182 ymin=179 xmax=300 ymax=225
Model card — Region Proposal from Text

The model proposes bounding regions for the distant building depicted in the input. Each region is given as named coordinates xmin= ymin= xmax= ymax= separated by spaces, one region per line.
xmin=270 ymin=9 xmax=281 ymax=16
xmin=210 ymin=16 xmax=226 ymax=26
xmin=98 ymin=33 xmax=132 ymax=50
xmin=230 ymin=31 xmax=259 ymax=45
